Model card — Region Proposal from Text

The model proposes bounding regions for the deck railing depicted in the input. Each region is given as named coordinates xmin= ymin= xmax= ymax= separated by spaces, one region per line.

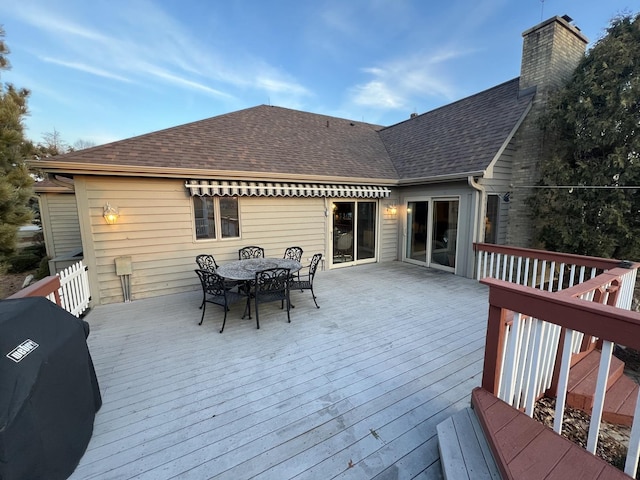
xmin=475 ymin=243 xmax=630 ymax=294
xmin=479 ymin=250 xmax=640 ymax=477
xmin=474 ymin=243 xmax=638 ymax=405
xmin=8 ymin=260 xmax=91 ymax=317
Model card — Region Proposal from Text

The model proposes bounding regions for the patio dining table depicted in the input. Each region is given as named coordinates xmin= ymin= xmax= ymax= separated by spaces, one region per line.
xmin=216 ymin=258 xmax=302 ymax=281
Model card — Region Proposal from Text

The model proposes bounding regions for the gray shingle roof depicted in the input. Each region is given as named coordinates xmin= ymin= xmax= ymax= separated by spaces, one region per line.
xmin=379 ymin=78 xmax=535 ymax=180
xmin=37 ymin=79 xmax=534 ymax=184
xmin=45 ymin=105 xmax=398 ymax=181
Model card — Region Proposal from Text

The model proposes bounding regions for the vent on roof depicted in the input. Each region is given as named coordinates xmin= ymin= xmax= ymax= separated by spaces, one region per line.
xmin=410 ymin=113 xmax=418 ymax=119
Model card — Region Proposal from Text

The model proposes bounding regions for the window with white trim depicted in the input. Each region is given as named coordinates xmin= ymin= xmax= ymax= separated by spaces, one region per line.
xmin=193 ymin=196 xmax=239 ymax=240
xmin=484 ymin=195 xmax=499 ymax=244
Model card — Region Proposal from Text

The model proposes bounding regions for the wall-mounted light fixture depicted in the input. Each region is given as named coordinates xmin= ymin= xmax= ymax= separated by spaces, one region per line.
xmin=103 ymin=203 xmax=120 ymax=224
xmin=386 ymin=204 xmax=398 ymax=215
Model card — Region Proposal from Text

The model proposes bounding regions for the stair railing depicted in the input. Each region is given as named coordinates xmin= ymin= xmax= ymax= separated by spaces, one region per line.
xmin=475 ymin=243 xmax=638 ymax=410
xmin=481 ymin=262 xmax=640 ymax=477
xmin=474 ymin=243 xmax=626 ymax=292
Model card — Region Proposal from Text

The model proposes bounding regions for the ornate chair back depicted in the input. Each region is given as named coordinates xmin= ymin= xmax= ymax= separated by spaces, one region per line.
xmin=239 ymin=246 xmax=265 ymax=260
xmin=196 ymin=254 xmax=219 ymax=272
xmin=307 ymin=253 xmax=322 ymax=279
xmin=195 ymin=269 xmax=248 ymax=332
xmin=289 ymin=253 xmax=322 ymax=309
xmin=253 ymin=267 xmax=291 ymax=328
xmin=283 ymin=246 xmax=303 ymax=262
xmin=195 ymin=268 xmax=226 ymax=298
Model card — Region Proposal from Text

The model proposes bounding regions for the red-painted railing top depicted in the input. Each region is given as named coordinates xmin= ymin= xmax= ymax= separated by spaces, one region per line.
xmin=7 ymin=275 xmax=61 ymax=305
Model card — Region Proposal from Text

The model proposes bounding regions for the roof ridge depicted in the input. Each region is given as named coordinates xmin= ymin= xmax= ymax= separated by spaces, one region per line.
xmin=380 ymin=77 xmax=522 ymax=131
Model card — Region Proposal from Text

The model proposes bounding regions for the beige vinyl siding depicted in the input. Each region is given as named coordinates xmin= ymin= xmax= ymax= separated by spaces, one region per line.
xmin=379 ymin=191 xmax=399 ymax=262
xmin=239 ymin=197 xmax=325 ymax=255
xmin=75 ymin=176 xmax=332 ymax=305
xmin=39 ymin=192 xmax=82 ymax=258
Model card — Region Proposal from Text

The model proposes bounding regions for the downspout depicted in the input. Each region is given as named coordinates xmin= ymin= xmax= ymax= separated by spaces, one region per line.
xmin=324 ymin=197 xmax=330 ymax=267
xmin=468 ymin=176 xmax=486 ymax=245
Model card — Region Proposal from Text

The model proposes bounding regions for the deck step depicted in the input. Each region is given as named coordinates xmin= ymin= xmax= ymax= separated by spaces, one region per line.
xmin=567 ymin=349 xmax=637 ymax=425
xmin=601 ymin=374 xmax=639 ymax=426
xmin=436 ymin=407 xmax=500 ymax=480
xmin=471 ymin=387 xmax=632 ymax=479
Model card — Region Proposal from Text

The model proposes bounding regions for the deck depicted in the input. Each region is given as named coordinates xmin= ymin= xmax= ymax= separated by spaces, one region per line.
xmin=69 ymin=262 xmax=489 ymax=480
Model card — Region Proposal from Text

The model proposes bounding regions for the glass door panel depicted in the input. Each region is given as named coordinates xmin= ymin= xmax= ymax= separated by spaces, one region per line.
xmin=431 ymin=200 xmax=459 ymax=268
xmin=332 ymin=201 xmax=378 ymax=265
xmin=356 ymin=202 xmax=376 ymax=260
xmin=406 ymin=201 xmax=428 ymax=262
xmin=333 ymin=202 xmax=354 ymax=263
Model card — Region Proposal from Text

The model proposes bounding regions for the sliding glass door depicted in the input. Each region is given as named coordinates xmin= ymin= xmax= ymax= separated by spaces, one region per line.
xmin=431 ymin=199 xmax=458 ymax=269
xmin=405 ymin=197 xmax=459 ymax=271
xmin=332 ymin=201 xmax=377 ymax=265
xmin=406 ymin=201 xmax=428 ymax=262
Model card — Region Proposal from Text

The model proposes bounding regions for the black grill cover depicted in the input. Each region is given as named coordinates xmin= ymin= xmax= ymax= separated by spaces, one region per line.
xmin=0 ymin=297 xmax=101 ymax=480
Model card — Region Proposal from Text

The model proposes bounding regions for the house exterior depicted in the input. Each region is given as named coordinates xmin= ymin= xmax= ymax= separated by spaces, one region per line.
xmin=35 ymin=177 xmax=83 ymax=273
xmin=34 ymin=16 xmax=588 ymax=306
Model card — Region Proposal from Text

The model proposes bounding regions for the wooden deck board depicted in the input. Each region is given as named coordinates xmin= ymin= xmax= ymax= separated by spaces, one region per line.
xmin=370 ymin=436 xmax=442 ymax=480
xmin=69 ymin=263 xmax=489 ymax=480
xmin=467 ymin=405 xmax=501 ymax=480
xmin=437 ymin=416 xmax=469 ymax=479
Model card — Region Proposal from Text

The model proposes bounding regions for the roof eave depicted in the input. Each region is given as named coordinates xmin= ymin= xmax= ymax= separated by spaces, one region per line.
xmin=31 ymin=161 xmax=399 ymax=186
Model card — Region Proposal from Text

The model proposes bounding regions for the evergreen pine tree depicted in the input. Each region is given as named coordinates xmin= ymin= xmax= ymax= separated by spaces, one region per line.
xmin=0 ymin=26 xmax=35 ymax=270
xmin=531 ymin=13 xmax=640 ymax=259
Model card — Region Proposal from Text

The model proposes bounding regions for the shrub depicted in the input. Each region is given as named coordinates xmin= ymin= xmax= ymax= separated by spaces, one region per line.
xmin=7 ymin=252 xmax=41 ymax=273
xmin=22 ymin=242 xmax=46 ymax=258
xmin=35 ymin=256 xmax=51 ymax=280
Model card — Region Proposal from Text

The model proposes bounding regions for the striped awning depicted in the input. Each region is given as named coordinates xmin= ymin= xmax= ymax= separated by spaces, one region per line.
xmin=185 ymin=180 xmax=391 ymax=199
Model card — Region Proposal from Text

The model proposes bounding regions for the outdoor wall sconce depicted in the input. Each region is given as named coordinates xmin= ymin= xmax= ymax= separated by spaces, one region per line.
xmin=103 ymin=203 xmax=120 ymax=224
xmin=386 ymin=204 xmax=398 ymax=215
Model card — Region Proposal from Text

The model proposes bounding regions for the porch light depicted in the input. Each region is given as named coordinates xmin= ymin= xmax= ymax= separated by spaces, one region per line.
xmin=103 ymin=203 xmax=120 ymax=224
xmin=386 ymin=204 xmax=397 ymax=215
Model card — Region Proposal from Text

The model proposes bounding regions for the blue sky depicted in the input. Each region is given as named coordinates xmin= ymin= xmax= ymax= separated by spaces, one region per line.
xmin=0 ymin=0 xmax=636 ymax=147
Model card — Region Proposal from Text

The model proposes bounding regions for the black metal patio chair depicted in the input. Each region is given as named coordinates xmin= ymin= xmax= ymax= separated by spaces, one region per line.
xmin=195 ymin=269 xmax=250 ymax=333
xmin=290 ymin=253 xmax=322 ymax=308
xmin=283 ymin=246 xmax=304 ymax=281
xmin=195 ymin=254 xmax=219 ymax=272
xmin=195 ymin=254 xmax=240 ymax=308
xmin=253 ymin=267 xmax=291 ymax=329
xmin=283 ymin=246 xmax=303 ymax=262
xmin=239 ymin=246 xmax=265 ymax=260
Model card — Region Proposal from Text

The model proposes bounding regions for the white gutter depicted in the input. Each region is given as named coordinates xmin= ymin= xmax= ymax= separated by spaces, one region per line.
xmin=398 ymin=170 xmax=485 ymax=186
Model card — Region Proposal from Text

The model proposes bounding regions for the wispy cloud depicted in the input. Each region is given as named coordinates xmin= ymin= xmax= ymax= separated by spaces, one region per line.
xmin=145 ymin=67 xmax=233 ymax=99
xmin=351 ymin=80 xmax=405 ymax=109
xmin=40 ymin=57 xmax=135 ymax=84
xmin=7 ymin=0 xmax=311 ymax=104
xmin=349 ymin=47 xmax=471 ymax=110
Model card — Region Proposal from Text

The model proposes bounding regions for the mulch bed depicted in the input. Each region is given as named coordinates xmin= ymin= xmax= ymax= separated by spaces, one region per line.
xmin=532 ymin=345 xmax=640 ymax=477
xmin=0 ymin=270 xmax=38 ymax=299
xmin=533 ymin=397 xmax=630 ymax=472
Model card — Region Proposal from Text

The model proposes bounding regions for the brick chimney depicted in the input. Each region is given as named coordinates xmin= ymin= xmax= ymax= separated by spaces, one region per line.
xmin=519 ymin=15 xmax=589 ymax=102
xmin=506 ymin=15 xmax=589 ymax=247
